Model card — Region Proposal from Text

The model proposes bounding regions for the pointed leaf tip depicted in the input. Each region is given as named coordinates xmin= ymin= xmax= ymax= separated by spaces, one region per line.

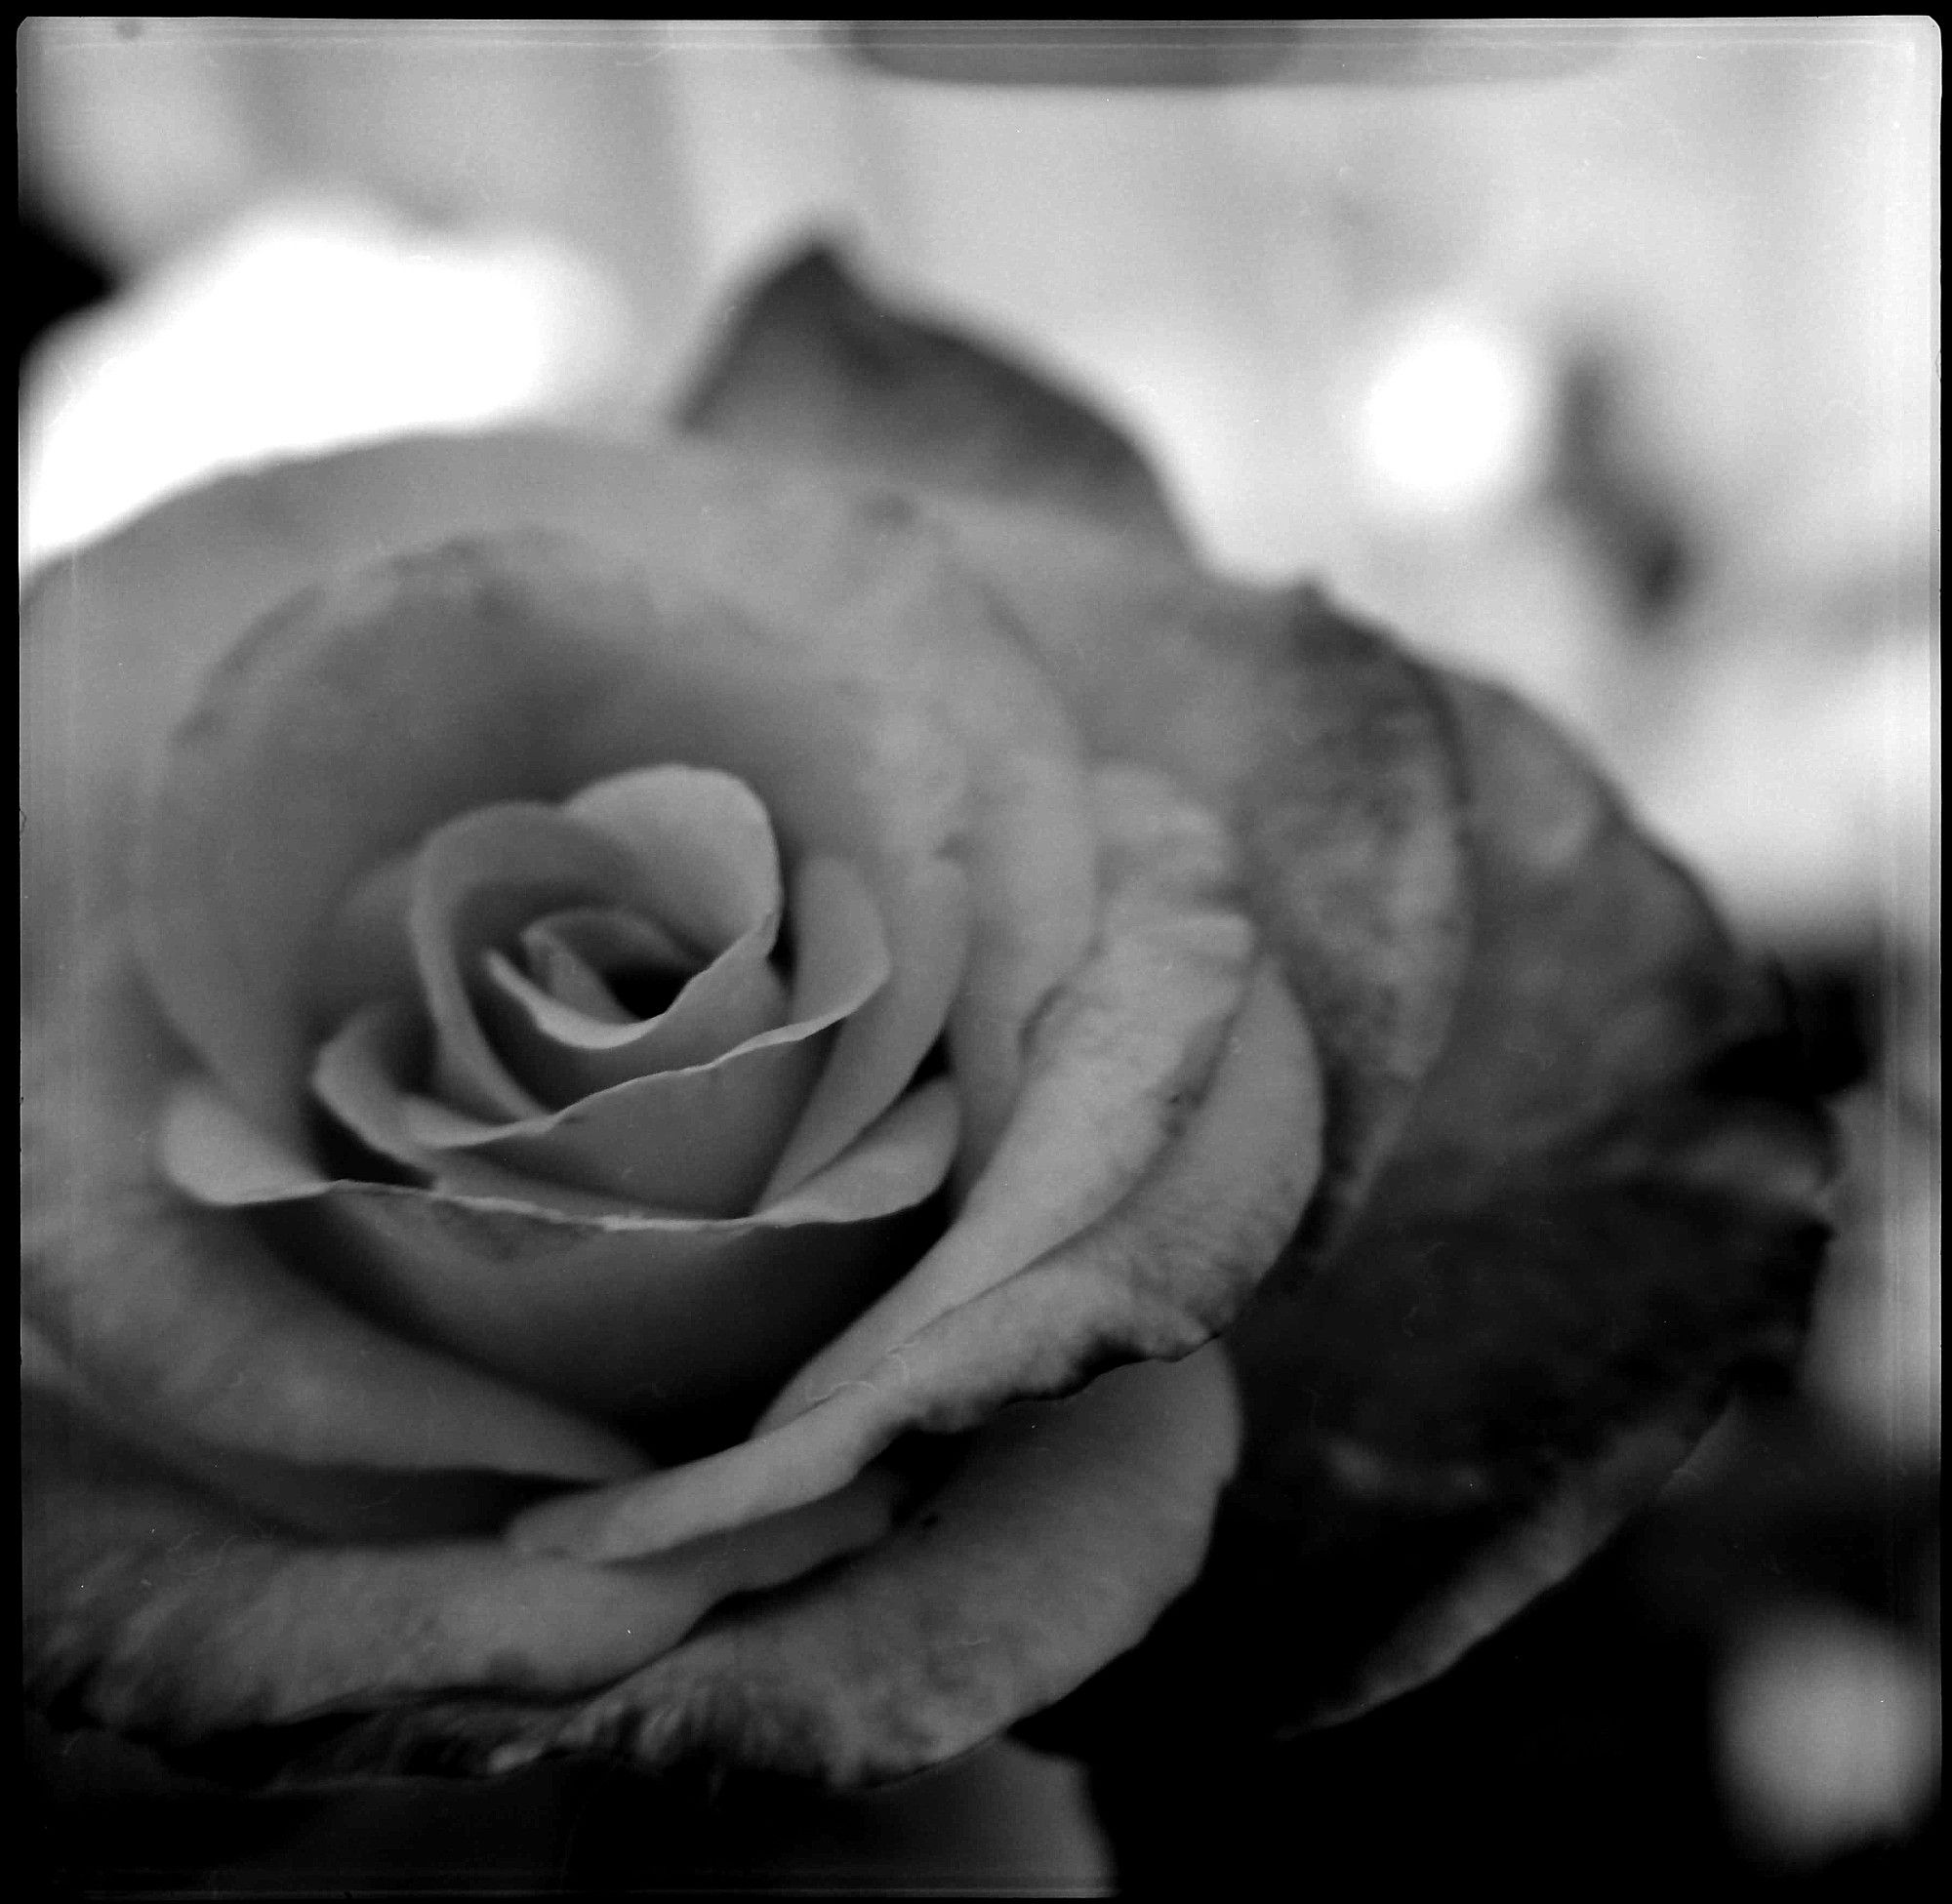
xmin=680 ymin=240 xmax=1187 ymax=546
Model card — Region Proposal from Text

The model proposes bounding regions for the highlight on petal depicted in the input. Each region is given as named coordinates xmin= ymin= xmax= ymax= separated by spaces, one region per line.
xmin=165 ymin=1074 xmax=960 ymax=1428
xmin=511 ymin=957 xmax=1322 ymax=1562
xmin=759 ymin=761 xmax=1260 ymax=1430
xmin=934 ymin=513 xmax=1473 ymax=1261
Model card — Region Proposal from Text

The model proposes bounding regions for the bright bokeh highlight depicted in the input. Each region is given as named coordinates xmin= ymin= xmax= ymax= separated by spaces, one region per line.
xmin=20 ymin=197 xmax=635 ymax=576
xmin=1355 ymin=308 xmax=1548 ymax=520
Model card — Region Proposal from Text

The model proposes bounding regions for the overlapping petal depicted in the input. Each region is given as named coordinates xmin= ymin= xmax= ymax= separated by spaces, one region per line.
xmin=165 ymin=1074 xmax=959 ymax=1426
xmin=511 ymin=958 xmax=1322 ymax=1561
xmin=24 ymin=1348 xmax=1235 ymax=1787
xmin=20 ymin=243 xmax=1831 ymax=1804
xmin=22 ymin=1383 xmax=902 ymax=1744
xmin=20 ymin=943 xmax=650 ymax=1501
xmin=312 ymin=842 xmax=890 ymax=1217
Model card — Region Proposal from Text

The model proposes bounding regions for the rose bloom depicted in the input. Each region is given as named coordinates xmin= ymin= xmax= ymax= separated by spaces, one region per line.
xmin=22 ymin=251 xmax=1832 ymax=1798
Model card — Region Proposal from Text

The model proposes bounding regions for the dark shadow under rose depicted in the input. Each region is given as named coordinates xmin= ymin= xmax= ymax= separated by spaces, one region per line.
xmin=20 ymin=246 xmax=1833 ymax=1790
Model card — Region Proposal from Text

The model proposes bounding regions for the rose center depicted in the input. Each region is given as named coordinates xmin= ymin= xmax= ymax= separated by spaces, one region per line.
xmin=307 ymin=763 xmax=896 ymax=1221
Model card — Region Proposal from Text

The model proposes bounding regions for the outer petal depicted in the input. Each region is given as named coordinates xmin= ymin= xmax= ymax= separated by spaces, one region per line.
xmin=23 ymin=1384 xmax=900 ymax=1748
xmin=1031 ymin=674 xmax=1836 ymax=1754
xmin=211 ymin=1349 xmax=1240 ymax=1790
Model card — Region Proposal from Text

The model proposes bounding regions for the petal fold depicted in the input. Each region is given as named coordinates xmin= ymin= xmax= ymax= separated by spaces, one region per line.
xmin=510 ymin=957 xmax=1321 ymax=1561
xmin=23 ymin=945 xmax=647 ymax=1490
xmin=132 ymin=531 xmax=978 ymax=1153
xmin=187 ymin=1348 xmax=1239 ymax=1790
xmin=24 ymin=1384 xmax=899 ymax=1747
xmin=168 ymin=1075 xmax=959 ymax=1429
xmin=760 ymin=762 xmax=1261 ymax=1428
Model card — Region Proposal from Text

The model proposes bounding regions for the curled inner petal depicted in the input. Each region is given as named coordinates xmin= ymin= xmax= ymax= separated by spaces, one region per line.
xmin=305 ymin=749 xmax=907 ymax=1221
xmin=519 ymin=908 xmax=692 ymax=1020
xmin=510 ymin=955 xmax=1323 ymax=1560
xmin=315 ymin=848 xmax=892 ymax=1217
xmin=481 ymin=912 xmax=789 ymax=1090
xmin=409 ymin=803 xmax=649 ymax=1121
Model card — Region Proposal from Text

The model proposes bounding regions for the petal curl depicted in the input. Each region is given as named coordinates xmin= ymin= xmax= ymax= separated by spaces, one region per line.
xmin=511 ymin=958 xmax=1320 ymax=1561
xmin=930 ymin=532 xmax=1471 ymax=1259
xmin=720 ymin=504 xmax=1099 ymax=1195
xmin=511 ymin=909 xmax=690 ymax=1020
xmin=417 ymin=768 xmax=795 ymax=1114
xmin=165 ymin=1076 xmax=959 ymax=1430
xmin=22 ymin=943 xmax=648 ymax=1493
xmin=23 ymin=1384 xmax=899 ymax=1748
xmin=315 ymin=852 xmax=897 ymax=1220
xmin=759 ymin=761 xmax=1262 ymax=1430
xmin=133 ymin=531 xmax=975 ymax=1157
xmin=228 ymin=1348 xmax=1239 ymax=1790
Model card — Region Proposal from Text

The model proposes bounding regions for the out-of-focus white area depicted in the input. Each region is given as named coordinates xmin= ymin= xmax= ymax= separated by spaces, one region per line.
xmin=1353 ymin=307 xmax=1551 ymax=520
xmin=20 ymin=20 xmax=1935 ymax=939
xmin=1719 ymin=1605 xmax=1941 ymax=1864
xmin=19 ymin=17 xmax=1939 ymax=1879
xmin=20 ymin=196 xmax=635 ymax=571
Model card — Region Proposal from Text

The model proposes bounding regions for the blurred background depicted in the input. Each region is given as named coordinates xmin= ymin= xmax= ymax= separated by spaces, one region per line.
xmin=20 ymin=19 xmax=1938 ymax=1896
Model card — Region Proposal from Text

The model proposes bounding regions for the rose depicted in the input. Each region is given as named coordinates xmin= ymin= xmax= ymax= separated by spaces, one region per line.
xmin=22 ymin=247 xmax=1833 ymax=1793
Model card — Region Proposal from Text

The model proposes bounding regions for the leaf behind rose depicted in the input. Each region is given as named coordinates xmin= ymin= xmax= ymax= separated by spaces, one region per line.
xmin=678 ymin=241 xmax=1188 ymax=547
